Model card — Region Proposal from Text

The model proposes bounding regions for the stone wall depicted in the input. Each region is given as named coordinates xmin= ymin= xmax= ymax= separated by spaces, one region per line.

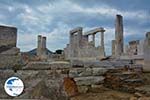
xmin=0 ymin=25 xmax=21 ymax=69
xmin=0 ymin=60 xmax=146 ymax=98
xmin=0 ymin=25 xmax=17 ymax=49
xmin=0 ymin=69 xmax=68 ymax=99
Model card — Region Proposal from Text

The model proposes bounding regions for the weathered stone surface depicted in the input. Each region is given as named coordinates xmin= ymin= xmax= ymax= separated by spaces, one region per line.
xmin=92 ymin=68 xmax=108 ymax=76
xmin=135 ymin=85 xmax=150 ymax=96
xmin=79 ymin=67 xmax=92 ymax=76
xmin=104 ymin=67 xmax=144 ymax=93
xmin=0 ymin=47 xmax=20 ymax=55
xmin=77 ymin=85 xmax=89 ymax=93
xmin=74 ymin=76 xmax=104 ymax=86
xmin=69 ymin=68 xmax=85 ymax=77
xmin=0 ymin=54 xmax=22 ymax=69
xmin=84 ymin=60 xmax=114 ymax=68
xmin=23 ymin=61 xmax=70 ymax=70
xmin=0 ymin=25 xmax=17 ymax=48
xmin=70 ymin=67 xmax=108 ymax=77
xmin=69 ymin=68 xmax=92 ymax=77
xmin=0 ymin=69 xmax=69 ymax=99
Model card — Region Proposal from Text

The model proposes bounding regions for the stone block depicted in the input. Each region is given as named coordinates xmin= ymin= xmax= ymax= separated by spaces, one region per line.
xmin=1 ymin=47 xmax=20 ymax=55
xmin=74 ymin=76 xmax=104 ymax=86
xmin=69 ymin=68 xmax=92 ymax=77
xmin=0 ymin=54 xmax=21 ymax=69
xmin=0 ymin=25 xmax=17 ymax=48
xmin=92 ymin=68 xmax=108 ymax=76
xmin=23 ymin=61 xmax=70 ymax=70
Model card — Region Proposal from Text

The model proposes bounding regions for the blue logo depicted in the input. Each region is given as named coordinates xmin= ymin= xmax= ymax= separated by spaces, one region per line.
xmin=4 ymin=77 xmax=24 ymax=97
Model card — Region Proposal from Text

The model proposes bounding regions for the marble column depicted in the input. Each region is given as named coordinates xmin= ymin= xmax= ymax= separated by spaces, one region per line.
xmin=37 ymin=35 xmax=42 ymax=56
xmin=92 ymin=34 xmax=95 ymax=46
xmin=144 ymin=32 xmax=150 ymax=72
xmin=100 ymin=28 xmax=105 ymax=56
xmin=112 ymin=40 xmax=116 ymax=56
xmin=115 ymin=14 xmax=124 ymax=57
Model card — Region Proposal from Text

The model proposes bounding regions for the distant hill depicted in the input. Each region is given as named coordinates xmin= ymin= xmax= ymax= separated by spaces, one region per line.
xmin=27 ymin=48 xmax=53 ymax=56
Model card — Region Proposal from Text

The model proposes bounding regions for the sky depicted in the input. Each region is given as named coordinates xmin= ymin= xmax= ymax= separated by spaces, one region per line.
xmin=0 ymin=0 xmax=150 ymax=55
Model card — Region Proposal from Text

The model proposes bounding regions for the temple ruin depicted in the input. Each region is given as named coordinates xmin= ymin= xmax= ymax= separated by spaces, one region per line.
xmin=64 ymin=27 xmax=105 ymax=60
xmin=0 ymin=14 xmax=150 ymax=99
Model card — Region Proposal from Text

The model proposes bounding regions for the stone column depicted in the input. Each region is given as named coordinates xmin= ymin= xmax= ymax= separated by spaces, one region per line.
xmin=112 ymin=40 xmax=116 ymax=56
xmin=78 ymin=28 xmax=83 ymax=47
xmin=115 ymin=14 xmax=124 ymax=57
xmin=144 ymin=32 xmax=150 ymax=72
xmin=92 ymin=34 xmax=95 ymax=46
xmin=137 ymin=40 xmax=144 ymax=55
xmin=69 ymin=32 xmax=74 ymax=58
xmin=100 ymin=28 xmax=105 ymax=56
xmin=124 ymin=45 xmax=129 ymax=55
xmin=101 ymin=31 xmax=104 ymax=50
xmin=41 ymin=36 xmax=47 ymax=59
xmin=37 ymin=35 xmax=42 ymax=56
xmin=42 ymin=37 xmax=46 ymax=49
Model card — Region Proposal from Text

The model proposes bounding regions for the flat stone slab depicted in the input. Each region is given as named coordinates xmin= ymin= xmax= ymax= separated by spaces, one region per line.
xmin=69 ymin=68 xmax=92 ymax=77
xmin=92 ymin=68 xmax=108 ymax=76
xmin=74 ymin=76 xmax=105 ymax=86
xmin=23 ymin=61 xmax=70 ymax=70
xmin=69 ymin=67 xmax=108 ymax=77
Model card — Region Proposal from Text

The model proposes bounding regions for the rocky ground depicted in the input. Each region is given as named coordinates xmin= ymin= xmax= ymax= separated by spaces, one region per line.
xmin=71 ymin=73 xmax=150 ymax=100
xmin=71 ymin=86 xmax=150 ymax=100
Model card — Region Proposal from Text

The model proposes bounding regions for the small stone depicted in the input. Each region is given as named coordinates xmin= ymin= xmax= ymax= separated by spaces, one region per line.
xmin=130 ymin=96 xmax=138 ymax=100
xmin=69 ymin=68 xmax=84 ymax=77
xmin=138 ymin=97 xmax=150 ymax=100
xmin=79 ymin=68 xmax=92 ymax=76
xmin=134 ymin=92 xmax=143 ymax=98
xmin=77 ymin=86 xmax=89 ymax=93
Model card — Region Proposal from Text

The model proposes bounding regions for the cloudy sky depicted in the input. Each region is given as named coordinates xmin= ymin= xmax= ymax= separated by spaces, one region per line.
xmin=0 ymin=0 xmax=150 ymax=55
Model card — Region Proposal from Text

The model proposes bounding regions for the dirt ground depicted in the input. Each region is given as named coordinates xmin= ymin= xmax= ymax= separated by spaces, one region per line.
xmin=71 ymin=87 xmax=133 ymax=100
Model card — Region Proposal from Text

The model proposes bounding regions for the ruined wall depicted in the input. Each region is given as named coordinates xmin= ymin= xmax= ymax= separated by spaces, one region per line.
xmin=0 ymin=25 xmax=21 ymax=68
xmin=0 ymin=25 xmax=17 ymax=48
xmin=137 ymin=40 xmax=144 ymax=55
xmin=65 ymin=27 xmax=105 ymax=60
xmin=128 ymin=40 xmax=139 ymax=56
